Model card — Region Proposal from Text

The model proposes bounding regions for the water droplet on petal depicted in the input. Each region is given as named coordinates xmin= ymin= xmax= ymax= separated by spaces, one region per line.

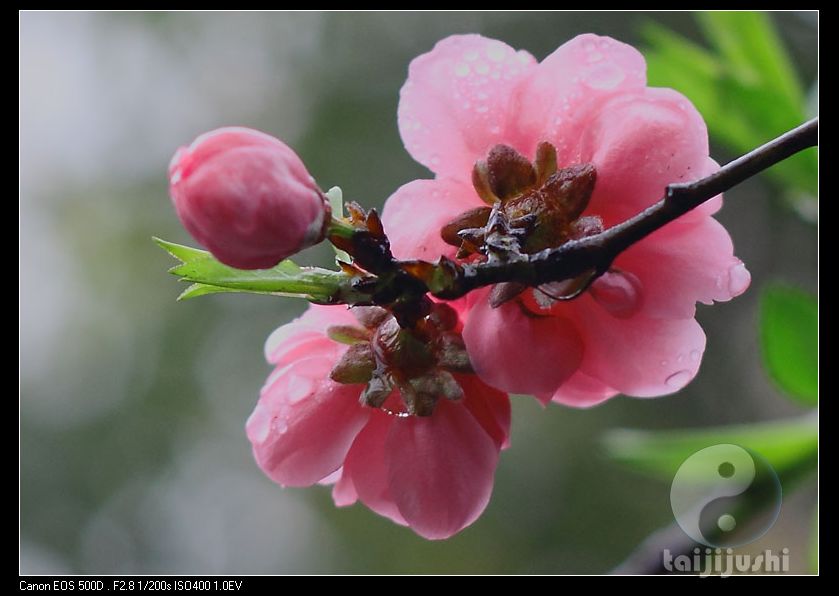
xmin=587 ymin=51 xmax=604 ymax=63
xmin=727 ymin=262 xmax=751 ymax=296
xmin=464 ymin=49 xmax=479 ymax=62
xmin=287 ymin=375 xmax=314 ymax=404
xmin=584 ymin=63 xmax=625 ymax=90
xmin=486 ymin=44 xmax=506 ymax=62
xmin=273 ymin=416 xmax=289 ymax=435
xmin=430 ymin=154 xmax=441 ymax=166
xmin=690 ymin=349 xmax=701 ymax=362
xmin=454 ymin=63 xmax=471 ymax=77
xmin=660 ymin=360 xmax=668 ymax=367
xmin=665 ymin=370 xmax=692 ymax=390
xmin=589 ymin=270 xmax=643 ymax=318
xmin=475 ymin=62 xmax=490 ymax=75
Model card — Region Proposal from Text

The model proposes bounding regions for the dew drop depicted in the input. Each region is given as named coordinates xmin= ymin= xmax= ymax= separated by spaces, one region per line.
xmin=487 ymin=44 xmax=506 ymax=62
xmin=430 ymin=154 xmax=441 ymax=166
xmin=727 ymin=262 xmax=751 ymax=296
xmin=583 ymin=40 xmax=597 ymax=52
xmin=677 ymin=354 xmax=685 ymax=363
xmin=464 ymin=49 xmax=479 ymax=62
xmin=589 ymin=270 xmax=643 ymax=319
xmin=584 ymin=63 xmax=625 ymax=90
xmin=287 ymin=375 xmax=314 ymax=404
xmin=475 ymin=62 xmax=490 ymax=75
xmin=665 ymin=370 xmax=692 ymax=390
xmin=587 ymin=51 xmax=604 ymax=63
xmin=660 ymin=360 xmax=668 ymax=367
xmin=454 ymin=63 xmax=471 ymax=77
xmin=273 ymin=416 xmax=289 ymax=435
xmin=690 ymin=349 xmax=701 ymax=362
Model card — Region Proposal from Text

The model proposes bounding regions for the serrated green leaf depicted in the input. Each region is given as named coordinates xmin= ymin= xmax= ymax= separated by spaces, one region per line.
xmin=155 ymin=237 xmax=353 ymax=301
xmin=603 ymin=415 xmax=817 ymax=481
xmin=760 ymin=284 xmax=818 ymax=405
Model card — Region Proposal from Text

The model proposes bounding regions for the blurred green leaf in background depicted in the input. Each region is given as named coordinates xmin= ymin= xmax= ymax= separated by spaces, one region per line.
xmin=643 ymin=11 xmax=818 ymax=219
xmin=759 ymin=284 xmax=818 ymax=406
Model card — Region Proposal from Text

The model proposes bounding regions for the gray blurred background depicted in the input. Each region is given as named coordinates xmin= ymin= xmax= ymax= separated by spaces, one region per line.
xmin=20 ymin=11 xmax=817 ymax=574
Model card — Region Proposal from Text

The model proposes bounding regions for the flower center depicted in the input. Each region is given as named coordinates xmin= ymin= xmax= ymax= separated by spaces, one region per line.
xmin=441 ymin=142 xmax=606 ymax=311
xmin=327 ymin=304 xmax=472 ymax=416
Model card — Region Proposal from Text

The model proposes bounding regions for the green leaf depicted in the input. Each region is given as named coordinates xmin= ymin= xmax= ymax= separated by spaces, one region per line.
xmin=603 ymin=415 xmax=817 ymax=481
xmin=154 ymin=237 xmax=354 ymax=302
xmin=641 ymin=13 xmax=818 ymax=203
xmin=760 ymin=284 xmax=818 ymax=405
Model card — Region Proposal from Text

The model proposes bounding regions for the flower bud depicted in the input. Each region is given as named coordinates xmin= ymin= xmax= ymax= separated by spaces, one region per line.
xmin=168 ymin=127 xmax=330 ymax=269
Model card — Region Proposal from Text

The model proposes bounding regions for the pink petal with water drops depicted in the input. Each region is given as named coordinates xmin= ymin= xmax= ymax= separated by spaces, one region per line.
xmin=573 ymin=295 xmax=707 ymax=397
xmin=398 ymin=34 xmax=536 ymax=179
xmin=247 ymin=356 xmax=370 ymax=487
xmin=515 ymin=34 xmax=647 ymax=163
xmin=579 ymin=87 xmax=710 ymax=226
xmin=614 ymin=217 xmax=750 ymax=319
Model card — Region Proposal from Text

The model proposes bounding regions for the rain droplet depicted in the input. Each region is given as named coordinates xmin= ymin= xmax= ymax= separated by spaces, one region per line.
xmin=587 ymin=51 xmax=604 ymax=63
xmin=584 ymin=63 xmax=625 ymax=90
xmin=454 ymin=63 xmax=471 ymax=77
xmin=273 ymin=416 xmax=289 ymax=435
xmin=475 ymin=62 xmax=490 ymax=75
xmin=665 ymin=370 xmax=692 ymax=390
xmin=589 ymin=270 xmax=643 ymax=319
xmin=486 ymin=44 xmax=506 ymax=62
xmin=727 ymin=262 xmax=751 ymax=296
xmin=464 ymin=49 xmax=479 ymax=62
xmin=287 ymin=376 xmax=313 ymax=404
xmin=430 ymin=154 xmax=441 ymax=166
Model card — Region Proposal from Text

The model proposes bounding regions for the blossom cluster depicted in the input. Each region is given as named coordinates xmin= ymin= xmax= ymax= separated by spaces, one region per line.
xmin=168 ymin=34 xmax=749 ymax=539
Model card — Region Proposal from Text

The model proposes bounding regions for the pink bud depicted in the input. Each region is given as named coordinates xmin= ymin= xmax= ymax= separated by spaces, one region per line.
xmin=168 ymin=127 xmax=330 ymax=269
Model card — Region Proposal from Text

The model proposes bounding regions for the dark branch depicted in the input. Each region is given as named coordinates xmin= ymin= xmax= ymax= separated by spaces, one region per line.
xmin=431 ymin=118 xmax=818 ymax=300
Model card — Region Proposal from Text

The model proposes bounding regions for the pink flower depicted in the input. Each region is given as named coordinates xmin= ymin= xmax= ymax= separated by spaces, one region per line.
xmin=381 ymin=34 xmax=750 ymax=405
xmin=246 ymin=304 xmax=510 ymax=539
xmin=169 ymin=127 xmax=329 ymax=269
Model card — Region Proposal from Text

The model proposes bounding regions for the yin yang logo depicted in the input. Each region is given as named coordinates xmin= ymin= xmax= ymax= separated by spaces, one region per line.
xmin=670 ymin=444 xmax=782 ymax=547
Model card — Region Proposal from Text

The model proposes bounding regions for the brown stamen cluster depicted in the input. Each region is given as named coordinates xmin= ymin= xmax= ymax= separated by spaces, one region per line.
xmin=441 ymin=142 xmax=604 ymax=308
xmin=327 ymin=303 xmax=472 ymax=416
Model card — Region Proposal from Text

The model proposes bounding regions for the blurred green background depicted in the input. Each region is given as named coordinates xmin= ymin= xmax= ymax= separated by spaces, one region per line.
xmin=20 ymin=11 xmax=817 ymax=574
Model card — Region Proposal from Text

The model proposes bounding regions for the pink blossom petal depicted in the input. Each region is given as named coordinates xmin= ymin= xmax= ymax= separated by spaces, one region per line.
xmin=398 ymin=34 xmax=536 ymax=178
xmin=463 ymin=289 xmax=583 ymax=396
xmin=515 ymin=34 xmax=647 ymax=162
xmin=574 ymin=295 xmax=707 ymax=397
xmin=550 ymin=369 xmax=619 ymax=408
xmin=381 ymin=178 xmax=480 ymax=261
xmin=264 ymin=305 xmax=355 ymax=364
xmin=580 ymin=87 xmax=710 ymax=227
xmin=615 ymin=216 xmax=750 ymax=319
xmin=458 ymin=374 xmax=512 ymax=449
xmin=340 ymin=410 xmax=408 ymax=526
xmin=247 ymin=357 xmax=370 ymax=487
xmin=331 ymin=471 xmax=358 ymax=507
xmin=386 ymin=399 xmax=499 ymax=539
